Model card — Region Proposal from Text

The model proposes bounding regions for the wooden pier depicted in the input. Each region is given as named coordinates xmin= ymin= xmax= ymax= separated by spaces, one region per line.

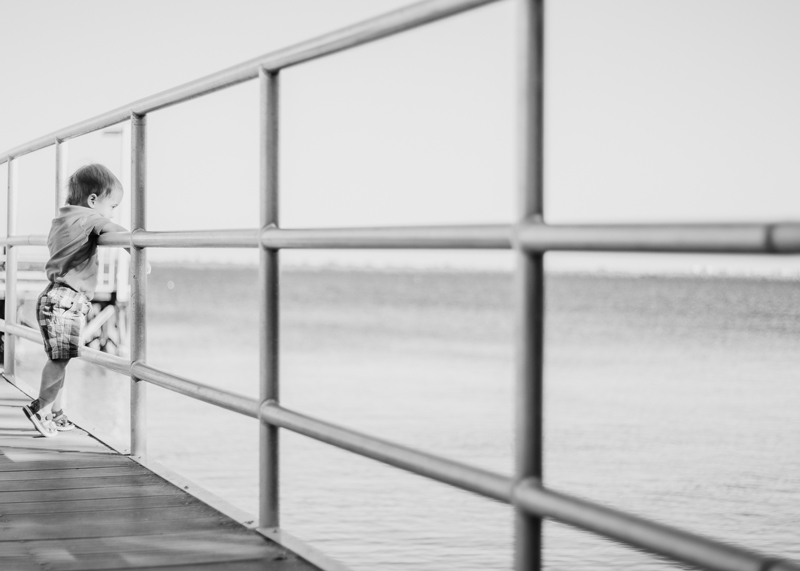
xmin=0 ymin=378 xmax=318 ymax=571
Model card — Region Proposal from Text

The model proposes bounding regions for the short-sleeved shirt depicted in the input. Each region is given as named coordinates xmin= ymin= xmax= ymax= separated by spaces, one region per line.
xmin=45 ymin=205 xmax=115 ymax=300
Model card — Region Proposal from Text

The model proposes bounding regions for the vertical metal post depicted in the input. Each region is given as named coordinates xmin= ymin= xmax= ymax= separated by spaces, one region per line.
xmin=3 ymin=159 xmax=18 ymax=377
xmin=259 ymin=67 xmax=280 ymax=528
xmin=115 ymin=124 xmax=131 ymax=307
xmin=53 ymin=140 xmax=69 ymax=406
xmin=130 ymin=113 xmax=147 ymax=459
xmin=55 ymin=139 xmax=68 ymax=213
xmin=515 ymin=0 xmax=545 ymax=570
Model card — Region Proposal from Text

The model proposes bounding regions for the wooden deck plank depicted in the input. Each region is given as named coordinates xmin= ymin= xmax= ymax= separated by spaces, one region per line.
xmin=26 ymin=551 xmax=296 ymax=571
xmin=135 ymin=558 xmax=314 ymax=571
xmin=0 ymin=465 xmax=150 ymax=481
xmin=0 ymin=441 xmax=117 ymax=457
xmin=0 ymin=473 xmax=161 ymax=492
xmin=0 ymin=494 xmax=196 ymax=515
xmin=0 ymin=422 xmax=116 ymax=457
xmin=0 ymin=557 xmax=41 ymax=570
xmin=0 ymin=529 xmax=269 ymax=557
xmin=1 ymin=504 xmax=220 ymax=527
xmin=0 ymin=457 xmax=134 ymax=472
xmin=0 ymin=516 xmax=242 ymax=541
xmin=13 ymin=533 xmax=294 ymax=571
xmin=0 ymin=448 xmax=118 ymax=460
xmin=0 ymin=434 xmax=116 ymax=452
xmin=0 ymin=483 xmax=186 ymax=504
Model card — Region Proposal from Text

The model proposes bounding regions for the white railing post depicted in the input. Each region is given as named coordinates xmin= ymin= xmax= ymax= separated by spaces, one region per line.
xmin=515 ymin=0 xmax=545 ymax=569
xmin=116 ymin=123 xmax=131 ymax=306
xmin=130 ymin=113 xmax=147 ymax=458
xmin=259 ymin=67 xmax=280 ymax=528
xmin=3 ymin=158 xmax=18 ymax=377
xmin=55 ymin=139 xmax=68 ymax=213
xmin=53 ymin=139 xmax=68 ymax=406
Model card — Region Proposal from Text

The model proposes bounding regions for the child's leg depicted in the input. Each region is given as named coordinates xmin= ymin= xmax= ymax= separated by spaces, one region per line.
xmin=36 ymin=358 xmax=70 ymax=416
xmin=52 ymin=384 xmax=66 ymax=415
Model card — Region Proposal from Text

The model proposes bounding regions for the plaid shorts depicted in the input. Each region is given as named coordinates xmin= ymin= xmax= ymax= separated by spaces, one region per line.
xmin=37 ymin=283 xmax=91 ymax=360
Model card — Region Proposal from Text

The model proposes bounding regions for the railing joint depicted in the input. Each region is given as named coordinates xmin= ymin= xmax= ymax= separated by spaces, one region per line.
xmin=510 ymin=476 xmax=542 ymax=506
xmin=511 ymin=221 xmax=528 ymax=251
xmin=130 ymin=360 xmax=146 ymax=382
xmin=259 ymin=399 xmax=278 ymax=424
xmin=130 ymin=228 xmax=145 ymax=248
xmin=260 ymin=224 xmax=280 ymax=250
xmin=259 ymin=65 xmax=278 ymax=78
xmin=511 ymin=216 xmax=543 ymax=249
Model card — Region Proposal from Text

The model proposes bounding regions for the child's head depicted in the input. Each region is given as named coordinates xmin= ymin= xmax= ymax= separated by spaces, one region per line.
xmin=66 ymin=164 xmax=123 ymax=218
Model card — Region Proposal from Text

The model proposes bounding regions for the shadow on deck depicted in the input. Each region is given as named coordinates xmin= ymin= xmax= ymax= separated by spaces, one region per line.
xmin=0 ymin=377 xmax=320 ymax=571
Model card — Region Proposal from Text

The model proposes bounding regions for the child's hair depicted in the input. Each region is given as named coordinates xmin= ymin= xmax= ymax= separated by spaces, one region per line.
xmin=66 ymin=164 xmax=122 ymax=206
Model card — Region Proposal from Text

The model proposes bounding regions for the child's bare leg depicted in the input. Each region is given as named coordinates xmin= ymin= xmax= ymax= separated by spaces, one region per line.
xmin=37 ymin=358 xmax=70 ymax=415
xmin=52 ymin=385 xmax=66 ymax=415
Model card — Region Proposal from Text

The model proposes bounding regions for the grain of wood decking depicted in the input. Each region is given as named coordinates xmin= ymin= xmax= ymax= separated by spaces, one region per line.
xmin=0 ymin=377 xmax=322 ymax=571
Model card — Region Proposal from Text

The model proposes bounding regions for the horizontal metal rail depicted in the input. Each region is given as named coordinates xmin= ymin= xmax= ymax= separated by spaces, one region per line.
xmin=0 ymin=320 xmax=255 ymax=413
xmin=0 ymin=0 xmax=500 ymax=164
xmin=260 ymin=225 xmax=511 ymax=249
xmin=96 ymin=229 xmax=260 ymax=248
xmin=30 ymin=221 xmax=800 ymax=254
xmin=0 ymin=221 xmax=787 ymax=252
xmin=0 ymin=319 xmax=131 ymax=375
xmin=0 ymin=235 xmax=48 ymax=247
xmin=1 ymin=320 xmax=41 ymax=344
xmin=517 ymin=223 xmax=800 ymax=254
xmin=96 ymin=232 xmax=132 ymax=248
xmin=131 ymin=362 xmax=260 ymax=418
xmin=80 ymin=346 xmax=131 ymax=376
xmin=512 ymin=480 xmax=800 ymax=571
xmin=44 ymin=225 xmax=515 ymax=250
xmin=129 ymin=229 xmax=261 ymax=249
xmin=260 ymin=400 xmax=512 ymax=502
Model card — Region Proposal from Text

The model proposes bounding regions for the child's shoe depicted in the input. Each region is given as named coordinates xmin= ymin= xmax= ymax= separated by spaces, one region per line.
xmin=50 ymin=411 xmax=76 ymax=432
xmin=22 ymin=400 xmax=58 ymax=437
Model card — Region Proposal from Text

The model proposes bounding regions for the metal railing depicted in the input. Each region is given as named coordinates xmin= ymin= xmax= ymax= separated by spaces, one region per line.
xmin=1 ymin=1 xmax=799 ymax=570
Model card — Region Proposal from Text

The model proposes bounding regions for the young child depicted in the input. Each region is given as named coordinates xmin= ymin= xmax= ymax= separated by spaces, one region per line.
xmin=23 ymin=164 xmax=128 ymax=437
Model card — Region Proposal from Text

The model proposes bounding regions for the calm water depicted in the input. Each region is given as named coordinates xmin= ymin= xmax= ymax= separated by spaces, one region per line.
xmin=16 ymin=267 xmax=800 ymax=570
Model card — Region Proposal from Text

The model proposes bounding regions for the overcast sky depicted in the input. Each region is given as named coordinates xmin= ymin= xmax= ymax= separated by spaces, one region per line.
xmin=2 ymin=0 xmax=800 ymax=272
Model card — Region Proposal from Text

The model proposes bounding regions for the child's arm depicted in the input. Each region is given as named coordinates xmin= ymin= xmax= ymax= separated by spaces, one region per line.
xmin=97 ymin=221 xmax=131 ymax=256
xmin=100 ymin=221 xmax=128 ymax=234
xmin=96 ymin=220 xmax=150 ymax=273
